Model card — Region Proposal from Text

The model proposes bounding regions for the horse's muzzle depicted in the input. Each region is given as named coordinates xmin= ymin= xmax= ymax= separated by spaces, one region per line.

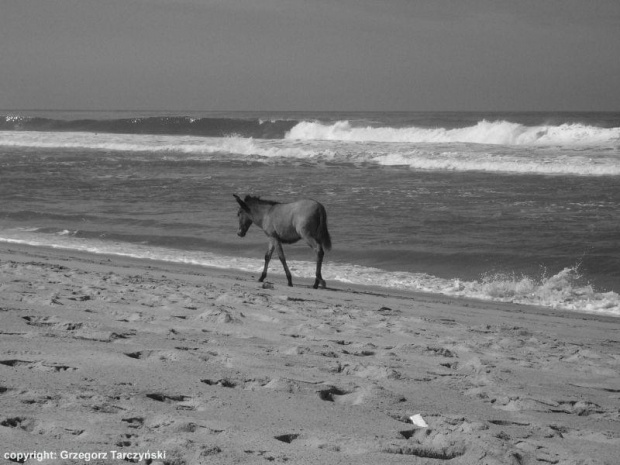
xmin=237 ymin=230 xmax=246 ymax=237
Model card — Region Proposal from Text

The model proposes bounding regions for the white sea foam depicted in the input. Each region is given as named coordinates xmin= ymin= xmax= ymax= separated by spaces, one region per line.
xmin=372 ymin=150 xmax=620 ymax=176
xmin=1 ymin=231 xmax=618 ymax=318
xmin=0 ymin=131 xmax=324 ymax=160
xmin=285 ymin=120 xmax=620 ymax=146
xmin=1 ymin=128 xmax=618 ymax=176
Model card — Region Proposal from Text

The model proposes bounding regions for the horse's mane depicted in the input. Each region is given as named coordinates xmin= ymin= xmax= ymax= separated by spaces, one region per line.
xmin=244 ymin=195 xmax=280 ymax=206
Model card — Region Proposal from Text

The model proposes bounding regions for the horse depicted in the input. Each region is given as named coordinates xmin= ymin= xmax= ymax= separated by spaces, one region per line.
xmin=233 ymin=194 xmax=332 ymax=289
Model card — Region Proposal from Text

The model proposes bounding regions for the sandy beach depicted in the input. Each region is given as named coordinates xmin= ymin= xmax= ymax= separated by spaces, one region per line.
xmin=0 ymin=243 xmax=619 ymax=465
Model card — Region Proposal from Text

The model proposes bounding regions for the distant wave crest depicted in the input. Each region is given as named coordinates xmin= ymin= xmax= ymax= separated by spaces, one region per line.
xmin=1 ymin=130 xmax=619 ymax=177
xmin=3 ymin=115 xmax=619 ymax=147
xmin=286 ymin=120 xmax=620 ymax=146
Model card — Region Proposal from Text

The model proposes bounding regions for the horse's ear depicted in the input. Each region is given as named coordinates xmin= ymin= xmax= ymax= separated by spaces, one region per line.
xmin=233 ymin=194 xmax=251 ymax=213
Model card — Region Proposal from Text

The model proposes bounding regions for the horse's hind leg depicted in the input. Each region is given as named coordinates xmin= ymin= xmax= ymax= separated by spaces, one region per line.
xmin=259 ymin=241 xmax=275 ymax=283
xmin=275 ymin=241 xmax=293 ymax=286
xmin=313 ymin=246 xmax=326 ymax=289
xmin=305 ymin=236 xmax=326 ymax=289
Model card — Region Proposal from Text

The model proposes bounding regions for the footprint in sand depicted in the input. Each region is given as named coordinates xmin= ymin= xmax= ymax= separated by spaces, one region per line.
xmin=340 ymin=342 xmax=378 ymax=357
xmin=1 ymin=416 xmax=37 ymax=433
xmin=145 ymin=393 xmax=191 ymax=403
xmin=261 ymin=377 xmax=324 ymax=395
xmin=475 ymin=391 xmax=616 ymax=421
xmin=72 ymin=329 xmax=136 ymax=342
xmin=144 ymin=415 xmax=223 ymax=435
xmin=316 ymin=386 xmax=351 ymax=402
xmin=121 ymin=417 xmax=145 ymax=429
xmin=392 ymin=343 xmax=459 ymax=360
xmin=548 ymin=399 xmax=611 ymax=418
xmin=145 ymin=393 xmax=200 ymax=411
xmin=274 ymin=433 xmax=300 ymax=444
xmin=339 ymin=362 xmax=402 ymax=381
xmin=124 ymin=349 xmax=194 ymax=362
xmin=381 ymin=415 xmax=532 ymax=463
xmin=196 ymin=308 xmax=245 ymax=325
xmin=550 ymin=425 xmax=620 ymax=444
xmin=318 ymin=384 xmax=406 ymax=407
xmin=382 ymin=436 xmax=466 ymax=460
xmin=21 ymin=315 xmax=132 ymax=344
xmin=382 ymin=417 xmax=470 ymax=460
xmin=0 ymin=359 xmax=78 ymax=372
xmin=19 ymin=391 xmax=62 ymax=408
xmin=201 ymin=377 xmax=271 ymax=390
xmin=115 ymin=433 xmax=139 ymax=448
xmin=1 ymin=417 xmax=85 ymax=441
xmin=22 ymin=316 xmax=84 ymax=331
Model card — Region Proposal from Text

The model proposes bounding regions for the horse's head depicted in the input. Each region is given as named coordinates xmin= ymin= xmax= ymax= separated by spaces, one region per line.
xmin=236 ymin=208 xmax=253 ymax=237
xmin=233 ymin=194 xmax=253 ymax=237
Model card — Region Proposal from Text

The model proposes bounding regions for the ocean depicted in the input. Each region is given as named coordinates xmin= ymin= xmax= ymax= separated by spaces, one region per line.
xmin=1 ymin=110 xmax=619 ymax=317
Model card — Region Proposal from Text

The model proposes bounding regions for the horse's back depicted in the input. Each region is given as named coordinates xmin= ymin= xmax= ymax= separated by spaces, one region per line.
xmin=291 ymin=198 xmax=324 ymax=216
xmin=265 ymin=199 xmax=330 ymax=248
xmin=286 ymin=199 xmax=325 ymax=225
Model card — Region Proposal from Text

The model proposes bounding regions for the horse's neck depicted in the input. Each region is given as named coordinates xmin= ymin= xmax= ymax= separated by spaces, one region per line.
xmin=249 ymin=203 xmax=272 ymax=229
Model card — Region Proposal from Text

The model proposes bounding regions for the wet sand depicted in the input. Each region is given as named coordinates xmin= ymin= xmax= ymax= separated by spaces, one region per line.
xmin=1 ymin=243 xmax=619 ymax=465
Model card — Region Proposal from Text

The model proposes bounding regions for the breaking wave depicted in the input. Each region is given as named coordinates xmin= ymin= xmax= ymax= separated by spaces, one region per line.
xmin=286 ymin=120 xmax=620 ymax=146
xmin=1 ymin=130 xmax=618 ymax=177
xmin=3 ymin=114 xmax=619 ymax=147
xmin=335 ymin=264 xmax=620 ymax=317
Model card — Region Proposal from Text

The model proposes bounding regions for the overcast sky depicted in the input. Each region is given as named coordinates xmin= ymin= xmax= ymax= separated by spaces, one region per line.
xmin=1 ymin=0 xmax=619 ymax=111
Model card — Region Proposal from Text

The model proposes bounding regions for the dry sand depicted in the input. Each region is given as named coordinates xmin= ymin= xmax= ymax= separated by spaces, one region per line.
xmin=0 ymin=243 xmax=619 ymax=465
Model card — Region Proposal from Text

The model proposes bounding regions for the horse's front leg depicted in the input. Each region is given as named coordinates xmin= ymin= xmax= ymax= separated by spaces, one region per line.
xmin=275 ymin=241 xmax=293 ymax=286
xmin=259 ymin=240 xmax=276 ymax=283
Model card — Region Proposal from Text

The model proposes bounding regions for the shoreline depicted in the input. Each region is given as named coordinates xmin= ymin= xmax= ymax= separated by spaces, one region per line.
xmin=1 ymin=242 xmax=619 ymax=464
xmin=2 ymin=240 xmax=618 ymax=322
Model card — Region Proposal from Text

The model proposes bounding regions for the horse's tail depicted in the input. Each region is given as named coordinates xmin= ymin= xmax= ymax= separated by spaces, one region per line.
xmin=317 ymin=204 xmax=332 ymax=251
